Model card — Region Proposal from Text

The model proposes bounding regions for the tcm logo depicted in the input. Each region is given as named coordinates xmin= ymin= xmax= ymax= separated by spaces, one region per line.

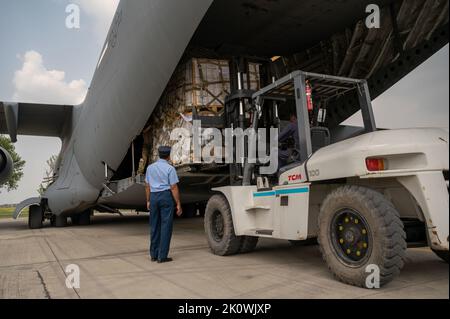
xmin=288 ymin=174 xmax=302 ymax=182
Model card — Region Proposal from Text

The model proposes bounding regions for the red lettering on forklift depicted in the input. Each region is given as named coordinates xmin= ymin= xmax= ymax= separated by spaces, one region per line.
xmin=288 ymin=174 xmax=302 ymax=181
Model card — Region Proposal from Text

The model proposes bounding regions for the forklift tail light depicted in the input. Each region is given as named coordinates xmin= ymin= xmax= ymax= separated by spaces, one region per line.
xmin=366 ymin=158 xmax=386 ymax=171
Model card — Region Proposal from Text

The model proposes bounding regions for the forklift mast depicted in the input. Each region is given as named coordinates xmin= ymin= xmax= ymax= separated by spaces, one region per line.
xmin=224 ymin=57 xmax=274 ymax=185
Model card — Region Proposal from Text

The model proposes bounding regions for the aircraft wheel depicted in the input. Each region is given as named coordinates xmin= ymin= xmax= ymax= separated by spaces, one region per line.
xmin=28 ymin=205 xmax=43 ymax=229
xmin=54 ymin=215 xmax=67 ymax=228
xmin=71 ymin=215 xmax=80 ymax=225
xmin=79 ymin=210 xmax=92 ymax=225
xmin=71 ymin=210 xmax=91 ymax=226
xmin=432 ymin=249 xmax=449 ymax=263
xmin=182 ymin=204 xmax=197 ymax=218
xmin=318 ymin=185 xmax=406 ymax=288
xmin=204 ymin=195 xmax=241 ymax=256
xmin=198 ymin=202 xmax=207 ymax=218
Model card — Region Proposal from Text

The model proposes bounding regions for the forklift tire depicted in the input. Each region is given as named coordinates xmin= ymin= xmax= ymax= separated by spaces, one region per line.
xmin=28 ymin=205 xmax=43 ymax=229
xmin=318 ymin=185 xmax=406 ymax=288
xmin=204 ymin=195 xmax=242 ymax=256
xmin=432 ymin=249 xmax=449 ymax=263
xmin=239 ymin=236 xmax=259 ymax=254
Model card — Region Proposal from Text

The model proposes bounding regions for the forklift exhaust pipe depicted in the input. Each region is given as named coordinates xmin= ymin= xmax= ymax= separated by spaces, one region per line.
xmin=242 ymin=107 xmax=260 ymax=186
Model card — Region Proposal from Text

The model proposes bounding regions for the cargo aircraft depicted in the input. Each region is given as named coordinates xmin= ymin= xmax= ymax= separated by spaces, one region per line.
xmin=1 ymin=0 xmax=448 ymax=228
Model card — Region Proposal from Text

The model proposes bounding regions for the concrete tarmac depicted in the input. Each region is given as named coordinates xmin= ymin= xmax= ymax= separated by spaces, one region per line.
xmin=0 ymin=213 xmax=448 ymax=299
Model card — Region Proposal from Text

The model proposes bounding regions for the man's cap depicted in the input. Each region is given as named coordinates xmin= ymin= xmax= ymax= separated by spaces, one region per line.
xmin=158 ymin=146 xmax=172 ymax=158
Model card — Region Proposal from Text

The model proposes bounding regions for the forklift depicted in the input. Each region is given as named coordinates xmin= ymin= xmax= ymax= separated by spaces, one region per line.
xmin=203 ymin=69 xmax=449 ymax=288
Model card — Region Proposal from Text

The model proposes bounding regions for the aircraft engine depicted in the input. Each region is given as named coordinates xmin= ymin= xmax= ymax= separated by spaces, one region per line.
xmin=0 ymin=147 xmax=13 ymax=186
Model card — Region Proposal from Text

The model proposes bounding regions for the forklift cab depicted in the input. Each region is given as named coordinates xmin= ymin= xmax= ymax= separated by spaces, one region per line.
xmin=250 ymin=70 xmax=377 ymax=179
xmin=206 ymin=71 xmax=446 ymax=288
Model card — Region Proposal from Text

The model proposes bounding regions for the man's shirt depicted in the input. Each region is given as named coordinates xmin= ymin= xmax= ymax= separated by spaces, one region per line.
xmin=145 ymin=159 xmax=179 ymax=193
xmin=279 ymin=122 xmax=299 ymax=148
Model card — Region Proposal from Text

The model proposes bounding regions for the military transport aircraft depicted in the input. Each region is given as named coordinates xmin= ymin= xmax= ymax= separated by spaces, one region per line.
xmin=1 ymin=0 xmax=448 ymax=228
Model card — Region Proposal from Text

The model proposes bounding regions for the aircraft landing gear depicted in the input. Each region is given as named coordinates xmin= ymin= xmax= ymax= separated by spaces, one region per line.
xmin=71 ymin=210 xmax=92 ymax=226
xmin=52 ymin=215 xmax=68 ymax=228
xmin=28 ymin=205 xmax=44 ymax=229
xmin=27 ymin=202 xmax=92 ymax=229
xmin=182 ymin=204 xmax=198 ymax=218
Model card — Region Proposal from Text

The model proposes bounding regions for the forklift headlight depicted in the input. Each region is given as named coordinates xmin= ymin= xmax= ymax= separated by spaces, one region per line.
xmin=366 ymin=158 xmax=386 ymax=172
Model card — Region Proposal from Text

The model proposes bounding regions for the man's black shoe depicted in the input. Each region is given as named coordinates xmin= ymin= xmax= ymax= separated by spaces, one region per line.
xmin=150 ymin=257 xmax=158 ymax=262
xmin=157 ymin=258 xmax=173 ymax=263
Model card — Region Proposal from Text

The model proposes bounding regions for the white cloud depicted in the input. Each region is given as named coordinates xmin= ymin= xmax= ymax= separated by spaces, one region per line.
xmin=73 ymin=0 xmax=120 ymax=39
xmin=13 ymin=51 xmax=87 ymax=105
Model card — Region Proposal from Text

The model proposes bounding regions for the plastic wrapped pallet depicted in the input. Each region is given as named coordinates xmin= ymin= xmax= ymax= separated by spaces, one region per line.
xmin=138 ymin=58 xmax=260 ymax=173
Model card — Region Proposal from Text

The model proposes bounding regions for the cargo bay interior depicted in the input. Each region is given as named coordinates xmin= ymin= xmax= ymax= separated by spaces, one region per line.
xmin=99 ymin=0 xmax=449 ymax=216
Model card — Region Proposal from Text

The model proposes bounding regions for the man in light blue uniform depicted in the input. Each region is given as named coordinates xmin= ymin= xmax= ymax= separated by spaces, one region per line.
xmin=145 ymin=146 xmax=182 ymax=263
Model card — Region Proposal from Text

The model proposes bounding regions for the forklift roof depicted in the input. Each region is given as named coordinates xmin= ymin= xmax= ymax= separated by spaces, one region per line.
xmin=252 ymin=70 xmax=377 ymax=163
xmin=253 ymin=71 xmax=366 ymax=103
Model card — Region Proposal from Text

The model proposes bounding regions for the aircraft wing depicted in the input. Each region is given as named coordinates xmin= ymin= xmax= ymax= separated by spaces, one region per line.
xmin=0 ymin=101 xmax=73 ymax=142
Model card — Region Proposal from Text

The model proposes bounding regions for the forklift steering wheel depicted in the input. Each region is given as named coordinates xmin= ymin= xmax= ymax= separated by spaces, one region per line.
xmin=289 ymin=148 xmax=301 ymax=163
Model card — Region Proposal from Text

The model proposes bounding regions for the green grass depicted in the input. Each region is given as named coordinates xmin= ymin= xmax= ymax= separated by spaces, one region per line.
xmin=0 ymin=207 xmax=28 ymax=219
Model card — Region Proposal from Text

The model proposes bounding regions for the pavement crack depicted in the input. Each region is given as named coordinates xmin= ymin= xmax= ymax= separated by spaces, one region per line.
xmin=42 ymin=233 xmax=81 ymax=299
xmin=36 ymin=270 xmax=51 ymax=299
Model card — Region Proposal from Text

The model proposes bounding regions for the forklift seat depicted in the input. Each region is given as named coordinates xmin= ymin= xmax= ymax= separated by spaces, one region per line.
xmin=278 ymin=162 xmax=302 ymax=176
xmin=311 ymin=127 xmax=331 ymax=152
xmin=277 ymin=127 xmax=331 ymax=177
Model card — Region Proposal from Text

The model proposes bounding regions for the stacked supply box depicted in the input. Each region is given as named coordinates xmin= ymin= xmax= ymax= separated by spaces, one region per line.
xmin=138 ymin=58 xmax=260 ymax=173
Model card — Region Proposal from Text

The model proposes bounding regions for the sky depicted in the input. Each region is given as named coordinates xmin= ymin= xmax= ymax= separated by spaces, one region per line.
xmin=0 ymin=1 xmax=449 ymax=204
xmin=0 ymin=0 xmax=119 ymax=204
